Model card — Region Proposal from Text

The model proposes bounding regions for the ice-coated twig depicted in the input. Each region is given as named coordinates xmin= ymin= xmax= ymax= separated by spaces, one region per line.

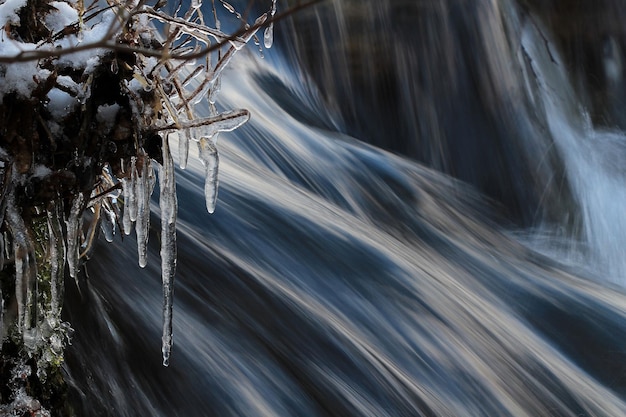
xmin=157 ymin=109 xmax=250 ymax=133
xmin=67 ymin=192 xmax=86 ymax=281
xmin=6 ymin=191 xmax=38 ymax=339
xmin=198 ymin=137 xmax=219 ymax=213
xmin=159 ymin=134 xmax=177 ymax=366
xmin=47 ymin=201 xmax=66 ymax=316
xmin=139 ymin=8 xmax=246 ymax=47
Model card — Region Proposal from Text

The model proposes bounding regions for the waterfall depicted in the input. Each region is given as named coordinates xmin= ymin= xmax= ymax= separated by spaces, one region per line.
xmin=59 ymin=1 xmax=626 ymax=416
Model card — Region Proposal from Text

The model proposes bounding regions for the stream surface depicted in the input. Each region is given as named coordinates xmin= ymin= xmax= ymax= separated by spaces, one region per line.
xmin=63 ymin=1 xmax=626 ymax=415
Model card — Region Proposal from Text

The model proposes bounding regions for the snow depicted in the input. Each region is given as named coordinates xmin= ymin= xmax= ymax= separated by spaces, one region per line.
xmin=55 ymin=9 xmax=116 ymax=71
xmin=96 ymin=103 xmax=121 ymax=133
xmin=0 ymin=3 xmax=115 ymax=100
xmin=47 ymin=88 xmax=77 ymax=119
xmin=0 ymin=40 xmax=52 ymax=98
xmin=32 ymin=165 xmax=52 ymax=178
xmin=45 ymin=1 xmax=79 ymax=32
xmin=0 ymin=0 xmax=27 ymax=26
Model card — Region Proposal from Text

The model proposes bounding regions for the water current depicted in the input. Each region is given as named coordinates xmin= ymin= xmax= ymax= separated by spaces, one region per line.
xmin=63 ymin=1 xmax=626 ymax=415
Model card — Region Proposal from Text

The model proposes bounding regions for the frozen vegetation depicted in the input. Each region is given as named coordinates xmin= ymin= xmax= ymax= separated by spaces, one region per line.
xmin=0 ymin=0 xmax=283 ymax=412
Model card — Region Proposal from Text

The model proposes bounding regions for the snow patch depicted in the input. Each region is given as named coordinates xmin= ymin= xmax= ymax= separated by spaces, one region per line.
xmin=96 ymin=103 xmax=121 ymax=133
xmin=0 ymin=0 xmax=27 ymax=27
xmin=45 ymin=1 xmax=79 ymax=32
xmin=0 ymin=40 xmax=51 ymax=98
xmin=47 ymin=88 xmax=77 ymax=119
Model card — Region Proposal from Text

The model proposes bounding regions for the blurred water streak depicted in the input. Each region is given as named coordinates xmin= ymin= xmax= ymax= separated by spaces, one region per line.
xmin=64 ymin=1 xmax=626 ymax=416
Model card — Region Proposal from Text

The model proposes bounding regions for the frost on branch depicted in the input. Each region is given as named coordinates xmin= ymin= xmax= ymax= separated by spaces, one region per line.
xmin=0 ymin=0 xmax=280 ymax=408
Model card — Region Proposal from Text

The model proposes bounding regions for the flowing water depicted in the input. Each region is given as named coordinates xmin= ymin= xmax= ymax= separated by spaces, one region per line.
xmin=62 ymin=1 xmax=626 ymax=415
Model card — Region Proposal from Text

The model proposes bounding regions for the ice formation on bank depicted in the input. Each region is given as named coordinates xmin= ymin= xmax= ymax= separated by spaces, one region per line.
xmin=0 ymin=0 xmax=279 ymax=382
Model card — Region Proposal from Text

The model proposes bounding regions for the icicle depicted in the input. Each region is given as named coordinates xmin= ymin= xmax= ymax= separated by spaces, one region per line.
xmin=179 ymin=130 xmax=190 ymax=169
xmin=0 ymin=153 xmax=9 ymax=273
xmin=67 ymin=192 xmax=85 ymax=280
xmin=6 ymin=192 xmax=38 ymax=342
xmin=159 ymin=134 xmax=178 ymax=366
xmin=122 ymin=178 xmax=133 ymax=235
xmin=211 ymin=0 xmax=221 ymax=31
xmin=253 ymin=35 xmax=264 ymax=58
xmin=136 ymin=157 xmax=155 ymax=268
xmin=197 ymin=137 xmax=218 ymax=213
xmin=0 ymin=232 xmax=4 ymax=272
xmin=47 ymin=201 xmax=66 ymax=317
xmin=208 ymin=76 xmax=221 ymax=105
xmin=99 ymin=203 xmax=116 ymax=243
xmin=0 ymin=287 xmax=3 ymax=343
xmin=2 ymin=231 xmax=9 ymax=260
xmin=128 ymin=157 xmax=138 ymax=223
xmin=264 ymin=0 xmax=277 ymax=49
xmin=263 ymin=24 xmax=274 ymax=49
xmin=221 ymin=1 xmax=235 ymax=14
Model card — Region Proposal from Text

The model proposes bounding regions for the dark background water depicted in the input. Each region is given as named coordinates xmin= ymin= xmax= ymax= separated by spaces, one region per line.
xmin=62 ymin=1 xmax=626 ymax=415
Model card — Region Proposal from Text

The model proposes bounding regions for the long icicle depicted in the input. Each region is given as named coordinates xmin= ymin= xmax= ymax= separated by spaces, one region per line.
xmin=136 ymin=156 xmax=155 ymax=268
xmin=47 ymin=200 xmax=66 ymax=317
xmin=67 ymin=192 xmax=85 ymax=281
xmin=0 ymin=286 xmax=3 ymax=344
xmin=122 ymin=177 xmax=133 ymax=235
xmin=128 ymin=156 xmax=139 ymax=223
xmin=159 ymin=134 xmax=177 ymax=366
xmin=6 ymin=190 xmax=38 ymax=348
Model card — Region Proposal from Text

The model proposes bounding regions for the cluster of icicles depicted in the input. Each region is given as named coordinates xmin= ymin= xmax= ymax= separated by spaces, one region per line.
xmin=144 ymin=0 xmax=276 ymax=365
xmin=1 ymin=0 xmax=277 ymax=367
